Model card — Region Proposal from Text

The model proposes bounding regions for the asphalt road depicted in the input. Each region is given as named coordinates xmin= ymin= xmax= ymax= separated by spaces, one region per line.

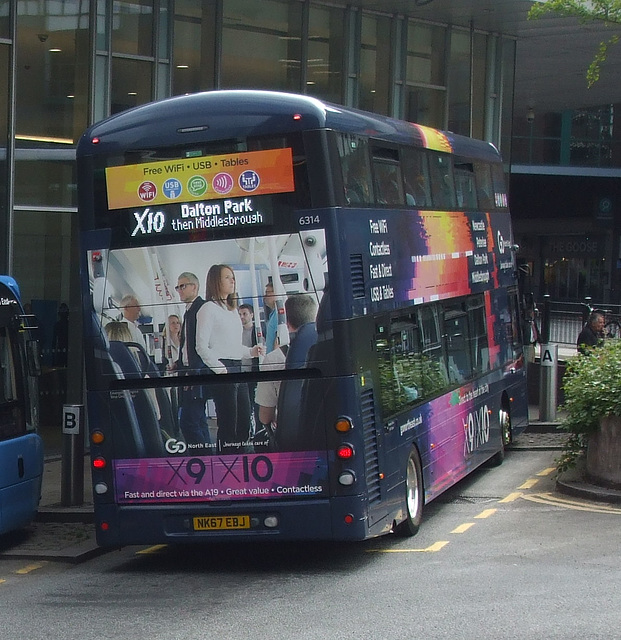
xmin=1 ymin=446 xmax=620 ymax=640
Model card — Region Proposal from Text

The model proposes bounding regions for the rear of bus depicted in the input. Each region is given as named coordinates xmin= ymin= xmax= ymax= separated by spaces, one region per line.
xmin=77 ymin=92 xmax=373 ymax=546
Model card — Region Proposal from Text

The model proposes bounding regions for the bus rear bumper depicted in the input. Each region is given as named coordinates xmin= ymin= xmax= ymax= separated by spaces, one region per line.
xmin=93 ymin=497 xmax=371 ymax=547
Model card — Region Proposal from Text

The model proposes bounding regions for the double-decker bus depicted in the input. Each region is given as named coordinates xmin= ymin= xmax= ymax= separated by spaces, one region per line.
xmin=76 ymin=90 xmax=528 ymax=547
xmin=0 ymin=276 xmax=43 ymax=536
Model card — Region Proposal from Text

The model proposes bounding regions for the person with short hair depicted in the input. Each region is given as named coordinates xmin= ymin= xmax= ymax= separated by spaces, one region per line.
xmin=255 ymin=294 xmax=318 ymax=428
xmin=120 ymin=294 xmax=145 ymax=347
xmin=175 ymin=272 xmax=211 ymax=445
xmin=577 ymin=311 xmax=605 ymax=355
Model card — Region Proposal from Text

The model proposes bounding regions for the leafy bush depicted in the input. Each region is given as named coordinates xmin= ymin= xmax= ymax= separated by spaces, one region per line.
xmin=558 ymin=338 xmax=621 ymax=472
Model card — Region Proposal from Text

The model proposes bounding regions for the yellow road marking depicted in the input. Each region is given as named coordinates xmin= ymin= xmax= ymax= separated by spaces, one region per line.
xmin=0 ymin=579 xmax=6 ymax=585
xmin=474 ymin=508 xmax=497 ymax=519
xmin=451 ymin=523 xmax=474 ymax=534
xmin=15 ymin=563 xmax=46 ymax=575
xmin=518 ymin=478 xmax=539 ymax=489
xmin=368 ymin=541 xmax=449 ymax=553
xmin=136 ymin=544 xmax=168 ymax=555
xmin=523 ymin=492 xmax=621 ymax=514
xmin=498 ymin=492 xmax=522 ymax=503
xmin=537 ymin=467 xmax=556 ymax=477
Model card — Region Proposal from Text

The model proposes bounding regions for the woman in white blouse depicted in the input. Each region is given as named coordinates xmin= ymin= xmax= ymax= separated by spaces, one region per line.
xmin=196 ymin=264 xmax=264 ymax=451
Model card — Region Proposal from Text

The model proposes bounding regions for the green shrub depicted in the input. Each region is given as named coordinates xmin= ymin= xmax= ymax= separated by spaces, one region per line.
xmin=558 ymin=338 xmax=621 ymax=472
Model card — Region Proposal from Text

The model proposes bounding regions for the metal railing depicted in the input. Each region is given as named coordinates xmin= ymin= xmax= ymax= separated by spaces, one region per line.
xmin=538 ymin=300 xmax=621 ymax=346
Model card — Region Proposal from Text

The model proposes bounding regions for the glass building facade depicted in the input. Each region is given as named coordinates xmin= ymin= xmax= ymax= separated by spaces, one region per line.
xmin=0 ymin=0 xmax=517 ymax=373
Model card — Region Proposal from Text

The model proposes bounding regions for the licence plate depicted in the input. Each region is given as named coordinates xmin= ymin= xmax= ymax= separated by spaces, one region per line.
xmin=193 ymin=515 xmax=251 ymax=531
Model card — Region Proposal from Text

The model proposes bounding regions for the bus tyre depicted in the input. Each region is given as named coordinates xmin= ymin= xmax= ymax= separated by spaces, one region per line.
xmin=488 ymin=408 xmax=511 ymax=467
xmin=397 ymin=447 xmax=424 ymax=536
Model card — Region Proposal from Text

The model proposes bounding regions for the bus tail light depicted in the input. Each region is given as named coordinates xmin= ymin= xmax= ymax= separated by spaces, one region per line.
xmin=91 ymin=137 xmax=100 ymax=144
xmin=293 ymin=113 xmax=302 ymax=121
xmin=335 ymin=416 xmax=353 ymax=433
xmin=99 ymin=521 xmax=110 ymax=531
xmin=344 ymin=514 xmax=354 ymax=524
xmin=93 ymin=456 xmax=106 ymax=470
xmin=336 ymin=444 xmax=354 ymax=460
xmin=338 ymin=471 xmax=356 ymax=486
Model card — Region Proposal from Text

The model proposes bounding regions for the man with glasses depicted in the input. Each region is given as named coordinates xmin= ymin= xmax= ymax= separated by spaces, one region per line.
xmin=175 ymin=272 xmax=211 ymax=446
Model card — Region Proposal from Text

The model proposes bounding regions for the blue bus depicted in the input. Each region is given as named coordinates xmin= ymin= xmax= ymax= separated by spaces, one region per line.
xmin=0 ymin=276 xmax=43 ymax=536
xmin=76 ymin=90 xmax=528 ymax=546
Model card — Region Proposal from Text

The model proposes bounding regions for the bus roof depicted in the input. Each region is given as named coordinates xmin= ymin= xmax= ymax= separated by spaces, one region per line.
xmin=77 ymin=89 xmax=501 ymax=163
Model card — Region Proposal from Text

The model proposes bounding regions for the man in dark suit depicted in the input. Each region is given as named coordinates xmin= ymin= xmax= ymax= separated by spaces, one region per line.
xmin=175 ymin=271 xmax=211 ymax=445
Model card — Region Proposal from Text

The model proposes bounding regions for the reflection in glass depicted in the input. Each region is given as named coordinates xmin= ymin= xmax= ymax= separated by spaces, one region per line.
xmin=221 ymin=0 xmax=302 ymax=91
xmin=111 ymin=58 xmax=153 ymax=114
xmin=406 ymin=22 xmax=446 ymax=86
xmin=307 ymin=4 xmax=344 ymax=104
xmin=359 ymin=14 xmax=390 ymax=115
xmin=0 ymin=0 xmax=9 ymax=39
xmin=172 ymin=0 xmax=216 ymax=95
xmin=111 ymin=0 xmax=154 ymax=57
xmin=448 ymin=30 xmax=471 ymax=136
xmin=16 ymin=1 xmax=89 ymax=145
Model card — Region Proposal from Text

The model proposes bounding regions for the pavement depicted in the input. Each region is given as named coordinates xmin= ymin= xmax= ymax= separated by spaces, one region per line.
xmin=1 ymin=399 xmax=619 ymax=563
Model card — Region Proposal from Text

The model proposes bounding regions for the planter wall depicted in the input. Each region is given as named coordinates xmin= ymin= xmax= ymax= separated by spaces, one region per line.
xmin=586 ymin=415 xmax=621 ymax=489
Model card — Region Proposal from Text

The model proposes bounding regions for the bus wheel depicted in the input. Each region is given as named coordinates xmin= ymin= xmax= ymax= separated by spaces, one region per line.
xmin=397 ymin=448 xmax=424 ymax=536
xmin=489 ymin=408 xmax=511 ymax=467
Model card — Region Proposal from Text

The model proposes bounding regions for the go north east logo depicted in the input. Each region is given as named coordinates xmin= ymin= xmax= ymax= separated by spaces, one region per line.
xmin=165 ymin=438 xmax=187 ymax=454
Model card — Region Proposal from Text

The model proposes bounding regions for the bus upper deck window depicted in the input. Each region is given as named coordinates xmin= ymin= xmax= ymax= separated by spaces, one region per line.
xmin=402 ymin=148 xmax=431 ymax=208
xmin=428 ymin=152 xmax=456 ymax=210
xmin=337 ymin=134 xmax=373 ymax=206
xmin=373 ymin=160 xmax=404 ymax=207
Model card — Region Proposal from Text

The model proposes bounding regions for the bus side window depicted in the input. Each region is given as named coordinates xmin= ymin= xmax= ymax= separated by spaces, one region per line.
xmin=473 ymin=161 xmax=495 ymax=211
xmin=373 ymin=159 xmax=405 ymax=206
xmin=428 ymin=152 xmax=456 ymax=210
xmin=454 ymin=161 xmax=478 ymax=210
xmin=402 ymin=147 xmax=431 ymax=208
xmin=417 ymin=305 xmax=449 ymax=394
xmin=376 ymin=315 xmax=424 ymax=416
xmin=466 ymin=295 xmax=490 ymax=375
xmin=443 ymin=305 xmax=472 ymax=384
xmin=336 ymin=133 xmax=374 ymax=205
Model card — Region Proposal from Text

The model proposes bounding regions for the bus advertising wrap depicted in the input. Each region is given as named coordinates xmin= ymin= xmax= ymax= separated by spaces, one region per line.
xmin=114 ymin=451 xmax=328 ymax=504
xmin=87 ymin=228 xmax=329 ymax=504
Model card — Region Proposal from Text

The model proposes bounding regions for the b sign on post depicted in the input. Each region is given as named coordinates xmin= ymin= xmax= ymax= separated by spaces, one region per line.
xmin=63 ymin=404 xmax=81 ymax=435
xmin=62 ymin=404 xmax=84 ymax=506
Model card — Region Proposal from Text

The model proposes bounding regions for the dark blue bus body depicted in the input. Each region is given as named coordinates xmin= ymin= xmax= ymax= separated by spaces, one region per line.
xmin=77 ymin=91 xmax=527 ymax=546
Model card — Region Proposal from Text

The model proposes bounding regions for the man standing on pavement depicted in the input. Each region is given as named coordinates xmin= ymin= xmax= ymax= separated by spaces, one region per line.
xmin=175 ymin=272 xmax=211 ymax=446
xmin=577 ymin=311 xmax=605 ymax=355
